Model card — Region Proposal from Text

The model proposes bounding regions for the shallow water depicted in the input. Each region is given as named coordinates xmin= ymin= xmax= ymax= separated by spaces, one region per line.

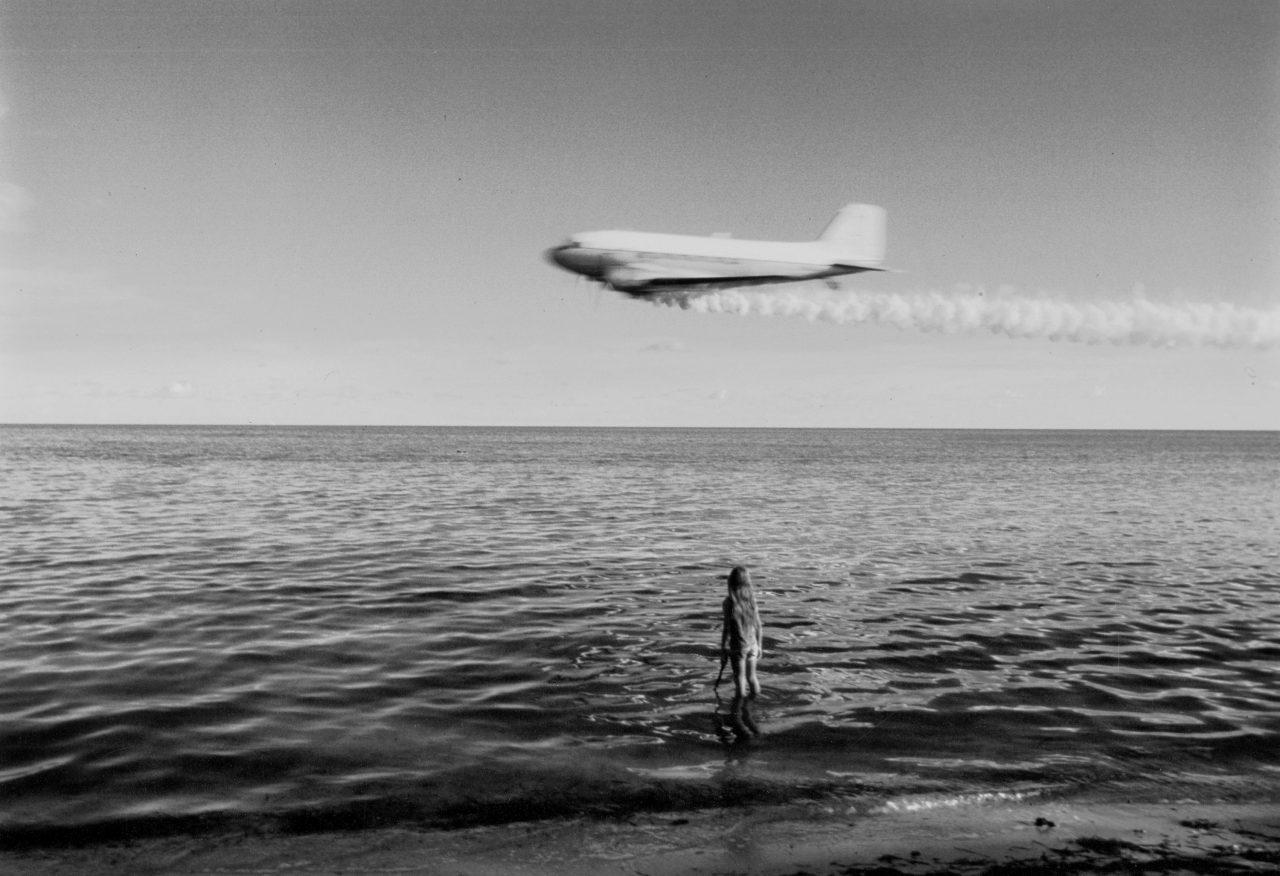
xmin=1 ymin=426 xmax=1277 ymax=843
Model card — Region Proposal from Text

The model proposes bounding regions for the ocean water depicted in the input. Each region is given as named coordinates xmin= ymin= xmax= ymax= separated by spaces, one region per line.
xmin=1 ymin=426 xmax=1278 ymax=846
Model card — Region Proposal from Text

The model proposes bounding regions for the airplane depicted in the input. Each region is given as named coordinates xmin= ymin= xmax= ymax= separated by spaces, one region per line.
xmin=545 ymin=203 xmax=886 ymax=296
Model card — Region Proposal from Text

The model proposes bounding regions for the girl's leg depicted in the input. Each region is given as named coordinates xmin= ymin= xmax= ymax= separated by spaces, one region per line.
xmin=739 ymin=697 xmax=759 ymax=736
xmin=746 ymin=655 xmax=761 ymax=696
xmin=732 ymin=654 xmax=749 ymax=698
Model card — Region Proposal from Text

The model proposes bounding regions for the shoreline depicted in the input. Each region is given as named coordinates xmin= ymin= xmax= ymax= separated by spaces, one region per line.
xmin=5 ymin=797 xmax=1277 ymax=875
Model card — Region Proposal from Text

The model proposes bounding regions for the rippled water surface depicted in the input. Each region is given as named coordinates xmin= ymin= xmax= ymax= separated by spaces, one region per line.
xmin=1 ymin=426 xmax=1277 ymax=843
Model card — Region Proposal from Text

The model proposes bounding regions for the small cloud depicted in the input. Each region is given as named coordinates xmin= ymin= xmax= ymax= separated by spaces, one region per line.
xmin=162 ymin=382 xmax=194 ymax=398
xmin=709 ymin=388 xmax=728 ymax=401
xmin=0 ymin=93 xmax=31 ymax=234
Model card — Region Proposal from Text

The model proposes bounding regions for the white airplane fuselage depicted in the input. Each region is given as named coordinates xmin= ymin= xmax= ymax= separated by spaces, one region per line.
xmin=545 ymin=203 xmax=887 ymax=295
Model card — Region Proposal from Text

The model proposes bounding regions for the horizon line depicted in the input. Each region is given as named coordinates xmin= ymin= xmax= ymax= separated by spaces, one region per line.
xmin=2 ymin=422 xmax=1277 ymax=433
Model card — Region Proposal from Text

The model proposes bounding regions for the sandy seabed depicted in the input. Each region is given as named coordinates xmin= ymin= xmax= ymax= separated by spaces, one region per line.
xmin=4 ymin=797 xmax=1279 ymax=876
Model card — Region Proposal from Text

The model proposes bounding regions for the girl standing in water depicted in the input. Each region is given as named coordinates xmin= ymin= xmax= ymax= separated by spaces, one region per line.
xmin=718 ymin=566 xmax=763 ymax=698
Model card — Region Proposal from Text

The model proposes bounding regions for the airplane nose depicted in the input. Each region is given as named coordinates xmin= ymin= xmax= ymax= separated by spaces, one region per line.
xmin=546 ymin=243 xmax=600 ymax=277
xmin=545 ymin=244 xmax=575 ymax=269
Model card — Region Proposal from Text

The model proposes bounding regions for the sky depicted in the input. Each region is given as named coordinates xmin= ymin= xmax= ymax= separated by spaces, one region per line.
xmin=1 ymin=0 xmax=1277 ymax=428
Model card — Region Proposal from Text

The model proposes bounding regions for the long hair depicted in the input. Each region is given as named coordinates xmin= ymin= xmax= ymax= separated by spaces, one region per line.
xmin=726 ymin=566 xmax=760 ymax=649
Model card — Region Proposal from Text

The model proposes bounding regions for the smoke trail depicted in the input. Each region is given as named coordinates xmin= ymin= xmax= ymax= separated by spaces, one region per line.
xmin=648 ymin=285 xmax=1280 ymax=349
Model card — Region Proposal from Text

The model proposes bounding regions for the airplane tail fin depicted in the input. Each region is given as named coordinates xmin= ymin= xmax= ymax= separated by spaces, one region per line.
xmin=818 ymin=203 xmax=886 ymax=266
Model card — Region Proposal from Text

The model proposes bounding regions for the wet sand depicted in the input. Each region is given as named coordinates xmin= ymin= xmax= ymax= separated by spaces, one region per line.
xmin=4 ymin=798 xmax=1278 ymax=875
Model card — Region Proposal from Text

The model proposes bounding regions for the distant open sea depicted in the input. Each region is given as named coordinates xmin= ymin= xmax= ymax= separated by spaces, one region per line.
xmin=2 ymin=426 xmax=1277 ymax=847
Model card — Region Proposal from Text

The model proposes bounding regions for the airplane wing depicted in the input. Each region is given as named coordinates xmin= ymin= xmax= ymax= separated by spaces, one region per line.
xmin=604 ymin=262 xmax=722 ymax=290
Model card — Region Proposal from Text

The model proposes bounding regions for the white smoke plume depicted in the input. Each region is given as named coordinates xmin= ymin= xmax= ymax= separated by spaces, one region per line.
xmin=648 ymin=285 xmax=1280 ymax=349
